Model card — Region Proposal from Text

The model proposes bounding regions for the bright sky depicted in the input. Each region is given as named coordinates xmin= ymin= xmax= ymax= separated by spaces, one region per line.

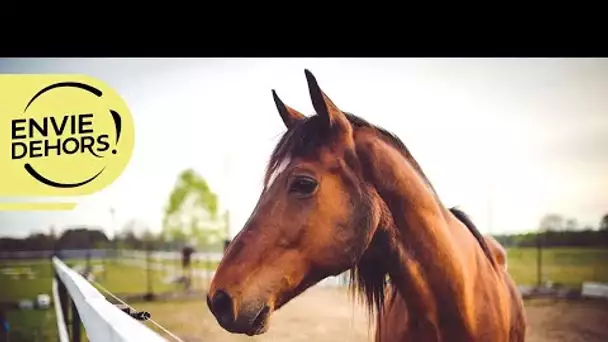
xmin=0 ymin=58 xmax=607 ymax=239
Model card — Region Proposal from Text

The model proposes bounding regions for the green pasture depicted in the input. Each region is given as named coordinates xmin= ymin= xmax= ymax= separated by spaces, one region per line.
xmin=506 ymin=247 xmax=608 ymax=286
xmin=1 ymin=247 xmax=607 ymax=341
xmin=0 ymin=260 xmax=55 ymax=303
xmin=5 ymin=308 xmax=57 ymax=342
xmin=154 ymin=258 xmax=220 ymax=271
xmin=0 ymin=258 xmax=203 ymax=302
xmin=0 ymin=258 xmax=199 ymax=342
xmin=91 ymin=262 xmax=186 ymax=295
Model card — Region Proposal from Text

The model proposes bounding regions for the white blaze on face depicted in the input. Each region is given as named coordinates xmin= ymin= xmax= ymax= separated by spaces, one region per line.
xmin=266 ymin=157 xmax=291 ymax=190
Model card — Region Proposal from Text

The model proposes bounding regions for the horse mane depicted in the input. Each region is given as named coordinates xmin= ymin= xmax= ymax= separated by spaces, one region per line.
xmin=264 ymin=111 xmax=496 ymax=322
xmin=448 ymin=207 xmax=497 ymax=270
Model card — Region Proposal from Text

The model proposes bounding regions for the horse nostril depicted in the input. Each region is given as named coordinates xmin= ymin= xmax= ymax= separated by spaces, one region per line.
xmin=206 ymin=294 xmax=213 ymax=312
xmin=209 ymin=290 xmax=235 ymax=326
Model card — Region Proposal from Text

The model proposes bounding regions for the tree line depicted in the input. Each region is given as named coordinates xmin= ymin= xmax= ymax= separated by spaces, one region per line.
xmin=0 ymin=226 xmax=226 ymax=252
xmin=493 ymin=229 xmax=608 ymax=248
xmin=2 ymin=168 xmax=607 ymax=252
xmin=493 ymin=213 xmax=608 ymax=248
xmin=0 ymin=228 xmax=109 ymax=252
xmin=3 ymin=214 xmax=606 ymax=252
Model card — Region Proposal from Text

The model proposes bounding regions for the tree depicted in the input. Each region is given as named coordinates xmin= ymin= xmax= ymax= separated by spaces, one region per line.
xmin=582 ymin=225 xmax=595 ymax=232
xmin=565 ymin=218 xmax=578 ymax=231
xmin=57 ymin=228 xmax=109 ymax=249
xmin=49 ymin=225 xmax=57 ymax=241
xmin=600 ymin=213 xmax=608 ymax=231
xmin=539 ymin=214 xmax=564 ymax=232
xmin=162 ymin=169 xmax=227 ymax=248
xmin=536 ymin=213 xmax=565 ymax=286
xmin=118 ymin=219 xmax=144 ymax=249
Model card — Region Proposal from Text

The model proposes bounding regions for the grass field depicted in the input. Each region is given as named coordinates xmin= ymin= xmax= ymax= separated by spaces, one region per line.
xmin=506 ymin=247 xmax=608 ymax=286
xmin=155 ymin=258 xmax=219 ymax=271
xmin=0 ymin=259 xmax=197 ymax=302
xmin=150 ymin=247 xmax=608 ymax=286
xmin=0 ymin=258 xmax=206 ymax=342
xmin=1 ymin=247 xmax=607 ymax=342
xmin=5 ymin=308 xmax=57 ymax=342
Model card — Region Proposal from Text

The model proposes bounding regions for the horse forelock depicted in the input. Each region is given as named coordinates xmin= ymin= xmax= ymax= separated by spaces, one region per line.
xmin=264 ymin=115 xmax=328 ymax=188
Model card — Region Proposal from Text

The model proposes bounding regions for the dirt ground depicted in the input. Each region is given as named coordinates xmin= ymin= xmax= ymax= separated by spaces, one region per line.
xmin=138 ymin=287 xmax=608 ymax=342
xmin=524 ymin=298 xmax=608 ymax=342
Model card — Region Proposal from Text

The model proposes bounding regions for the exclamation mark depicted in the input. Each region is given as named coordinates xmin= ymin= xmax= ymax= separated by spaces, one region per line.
xmin=109 ymin=109 xmax=122 ymax=155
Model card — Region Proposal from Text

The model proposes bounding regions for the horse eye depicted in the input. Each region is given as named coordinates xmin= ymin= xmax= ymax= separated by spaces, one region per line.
xmin=289 ymin=176 xmax=318 ymax=195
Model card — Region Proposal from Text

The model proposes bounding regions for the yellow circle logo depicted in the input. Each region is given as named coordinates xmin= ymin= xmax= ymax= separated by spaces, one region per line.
xmin=1 ymin=75 xmax=134 ymax=201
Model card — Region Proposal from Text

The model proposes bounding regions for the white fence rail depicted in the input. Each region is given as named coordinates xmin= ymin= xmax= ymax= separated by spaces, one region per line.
xmin=581 ymin=282 xmax=608 ymax=299
xmin=52 ymin=279 xmax=70 ymax=342
xmin=52 ymin=256 xmax=167 ymax=342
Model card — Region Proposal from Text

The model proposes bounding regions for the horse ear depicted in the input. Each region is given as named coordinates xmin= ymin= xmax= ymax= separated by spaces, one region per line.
xmin=272 ymin=89 xmax=306 ymax=129
xmin=304 ymin=69 xmax=350 ymax=131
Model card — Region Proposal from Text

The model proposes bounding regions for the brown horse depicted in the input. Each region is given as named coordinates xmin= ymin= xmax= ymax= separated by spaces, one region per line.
xmin=375 ymin=210 xmax=525 ymax=341
xmin=207 ymin=70 xmax=526 ymax=341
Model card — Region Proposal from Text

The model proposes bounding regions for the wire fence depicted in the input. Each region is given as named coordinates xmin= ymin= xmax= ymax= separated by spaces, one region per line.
xmin=1 ymin=246 xmax=607 ymax=342
xmin=116 ymin=249 xmax=352 ymax=289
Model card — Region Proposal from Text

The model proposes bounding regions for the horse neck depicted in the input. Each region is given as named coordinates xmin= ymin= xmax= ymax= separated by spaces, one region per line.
xmin=355 ymin=132 xmax=478 ymax=341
